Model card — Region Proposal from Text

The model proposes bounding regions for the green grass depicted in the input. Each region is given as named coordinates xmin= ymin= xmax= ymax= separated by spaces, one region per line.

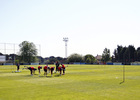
xmin=0 ymin=65 xmax=140 ymax=100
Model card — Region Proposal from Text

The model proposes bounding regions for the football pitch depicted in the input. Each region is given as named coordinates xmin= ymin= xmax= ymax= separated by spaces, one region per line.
xmin=0 ymin=65 xmax=140 ymax=100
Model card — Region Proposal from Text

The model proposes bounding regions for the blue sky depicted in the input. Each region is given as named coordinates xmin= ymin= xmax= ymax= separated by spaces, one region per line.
xmin=0 ymin=0 xmax=140 ymax=58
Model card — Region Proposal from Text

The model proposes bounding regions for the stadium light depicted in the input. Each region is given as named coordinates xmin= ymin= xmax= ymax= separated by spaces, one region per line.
xmin=63 ymin=37 xmax=68 ymax=58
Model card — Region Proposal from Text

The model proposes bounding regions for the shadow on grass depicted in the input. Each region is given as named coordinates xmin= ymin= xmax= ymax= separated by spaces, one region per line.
xmin=46 ymin=76 xmax=52 ymax=78
xmin=24 ymin=75 xmax=53 ymax=78
xmin=120 ymin=81 xmax=125 ymax=84
xmin=54 ymin=74 xmax=61 ymax=77
xmin=24 ymin=75 xmax=34 ymax=77
xmin=23 ymin=73 xmax=62 ymax=78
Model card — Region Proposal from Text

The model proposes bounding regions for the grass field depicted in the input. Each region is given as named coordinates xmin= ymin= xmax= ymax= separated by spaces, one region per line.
xmin=0 ymin=65 xmax=140 ymax=100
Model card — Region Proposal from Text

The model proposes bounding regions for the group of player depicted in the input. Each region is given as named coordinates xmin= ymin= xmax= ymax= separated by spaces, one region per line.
xmin=25 ymin=61 xmax=66 ymax=76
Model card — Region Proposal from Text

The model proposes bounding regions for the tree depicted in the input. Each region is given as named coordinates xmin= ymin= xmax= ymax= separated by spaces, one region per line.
xmin=136 ymin=47 xmax=140 ymax=61
xmin=128 ymin=45 xmax=135 ymax=62
xmin=67 ymin=53 xmax=83 ymax=63
xmin=19 ymin=41 xmax=37 ymax=63
xmin=113 ymin=49 xmax=117 ymax=62
xmin=114 ymin=45 xmax=129 ymax=62
xmin=84 ymin=54 xmax=95 ymax=64
xmin=113 ymin=45 xmax=138 ymax=64
xmin=123 ymin=45 xmax=135 ymax=64
xmin=102 ymin=48 xmax=111 ymax=63
xmin=117 ymin=45 xmax=123 ymax=62
xmin=37 ymin=56 xmax=44 ymax=63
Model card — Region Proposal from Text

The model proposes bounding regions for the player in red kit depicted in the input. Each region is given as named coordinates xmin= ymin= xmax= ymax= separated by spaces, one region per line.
xmin=61 ymin=64 xmax=66 ymax=75
xmin=50 ymin=67 xmax=55 ymax=76
xmin=44 ymin=65 xmax=48 ymax=76
xmin=58 ymin=66 xmax=62 ymax=75
xmin=25 ymin=66 xmax=37 ymax=75
xmin=38 ymin=66 xmax=42 ymax=76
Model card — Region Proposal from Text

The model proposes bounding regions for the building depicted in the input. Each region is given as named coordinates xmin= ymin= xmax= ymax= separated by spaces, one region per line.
xmin=96 ymin=55 xmax=102 ymax=64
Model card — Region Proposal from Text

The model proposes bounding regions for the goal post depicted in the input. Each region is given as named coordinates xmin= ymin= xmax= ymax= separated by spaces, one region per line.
xmin=0 ymin=43 xmax=41 ymax=65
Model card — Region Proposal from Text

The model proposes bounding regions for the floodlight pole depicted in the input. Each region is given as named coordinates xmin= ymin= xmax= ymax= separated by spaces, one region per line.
xmin=63 ymin=37 xmax=68 ymax=58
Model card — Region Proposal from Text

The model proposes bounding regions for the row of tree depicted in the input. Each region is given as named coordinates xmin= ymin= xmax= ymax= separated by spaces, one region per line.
xmin=0 ymin=41 xmax=140 ymax=64
xmin=67 ymin=45 xmax=140 ymax=64
xmin=67 ymin=53 xmax=96 ymax=64
xmin=0 ymin=41 xmax=98 ymax=64
xmin=113 ymin=45 xmax=140 ymax=64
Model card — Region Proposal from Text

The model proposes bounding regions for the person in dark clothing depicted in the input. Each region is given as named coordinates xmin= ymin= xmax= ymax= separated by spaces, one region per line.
xmin=16 ymin=63 xmax=20 ymax=71
xmin=55 ymin=61 xmax=60 ymax=72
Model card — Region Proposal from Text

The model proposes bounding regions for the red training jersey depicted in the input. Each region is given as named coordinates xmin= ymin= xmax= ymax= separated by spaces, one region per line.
xmin=44 ymin=66 xmax=48 ymax=70
xmin=62 ymin=64 xmax=65 ymax=68
xmin=58 ymin=67 xmax=62 ymax=70
xmin=31 ymin=67 xmax=34 ymax=70
xmin=51 ymin=67 xmax=54 ymax=69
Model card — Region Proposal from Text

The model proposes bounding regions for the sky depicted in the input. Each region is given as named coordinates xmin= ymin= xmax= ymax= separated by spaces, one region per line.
xmin=0 ymin=0 xmax=140 ymax=58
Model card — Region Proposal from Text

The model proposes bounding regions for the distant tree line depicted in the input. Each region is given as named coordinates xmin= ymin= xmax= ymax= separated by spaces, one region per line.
xmin=0 ymin=41 xmax=140 ymax=65
xmin=112 ymin=45 xmax=140 ymax=64
xmin=67 ymin=53 xmax=96 ymax=64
